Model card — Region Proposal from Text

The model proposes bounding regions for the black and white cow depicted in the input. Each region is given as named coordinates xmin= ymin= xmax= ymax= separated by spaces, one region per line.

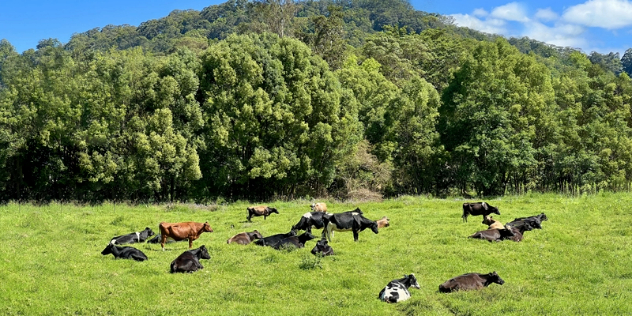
xmin=110 ymin=227 xmax=155 ymax=245
xmin=291 ymin=212 xmax=332 ymax=234
xmin=254 ymin=231 xmax=297 ymax=247
xmin=170 ymin=245 xmax=211 ymax=273
xmin=507 ymin=213 xmax=547 ymax=231
xmin=322 ymin=208 xmax=378 ymax=242
xmin=101 ymin=243 xmax=148 ymax=261
xmin=378 ymin=274 xmax=421 ymax=303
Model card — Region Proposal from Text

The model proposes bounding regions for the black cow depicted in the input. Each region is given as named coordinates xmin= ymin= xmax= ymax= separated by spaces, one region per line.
xmin=311 ymin=238 xmax=334 ymax=256
xmin=322 ymin=208 xmax=378 ymax=242
xmin=378 ymin=274 xmax=421 ymax=303
xmin=273 ymin=232 xmax=316 ymax=250
xmin=254 ymin=231 xmax=297 ymax=247
xmin=507 ymin=213 xmax=547 ymax=231
xmin=439 ymin=271 xmax=505 ymax=292
xmin=291 ymin=212 xmax=331 ymax=233
xmin=101 ymin=244 xmax=148 ymax=261
xmin=110 ymin=227 xmax=155 ymax=245
xmin=468 ymin=225 xmax=515 ymax=242
xmin=146 ymin=234 xmax=188 ymax=244
xmin=462 ymin=202 xmax=500 ymax=222
xmin=170 ymin=245 xmax=211 ymax=273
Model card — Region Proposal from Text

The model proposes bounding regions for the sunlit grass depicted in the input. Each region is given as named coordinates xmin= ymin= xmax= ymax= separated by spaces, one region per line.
xmin=1 ymin=193 xmax=631 ymax=315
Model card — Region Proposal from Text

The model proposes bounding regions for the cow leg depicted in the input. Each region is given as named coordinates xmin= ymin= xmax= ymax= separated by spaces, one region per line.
xmin=353 ymin=230 xmax=359 ymax=242
xmin=161 ymin=234 xmax=167 ymax=251
xmin=264 ymin=215 xmax=267 ymax=220
xmin=188 ymin=238 xmax=193 ymax=249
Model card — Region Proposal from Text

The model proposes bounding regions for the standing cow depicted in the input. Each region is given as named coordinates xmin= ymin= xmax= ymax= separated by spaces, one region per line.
xmin=246 ymin=206 xmax=279 ymax=222
xmin=462 ymin=202 xmax=500 ymax=222
xmin=158 ymin=221 xmax=214 ymax=250
xmin=378 ymin=274 xmax=421 ymax=303
xmin=322 ymin=208 xmax=379 ymax=242
xmin=291 ymin=211 xmax=331 ymax=234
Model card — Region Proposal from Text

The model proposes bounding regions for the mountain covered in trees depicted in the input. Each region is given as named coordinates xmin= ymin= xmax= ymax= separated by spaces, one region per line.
xmin=1 ymin=0 xmax=632 ymax=203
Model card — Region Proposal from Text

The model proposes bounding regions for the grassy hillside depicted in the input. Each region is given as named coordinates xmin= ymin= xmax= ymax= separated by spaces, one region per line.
xmin=1 ymin=193 xmax=631 ymax=315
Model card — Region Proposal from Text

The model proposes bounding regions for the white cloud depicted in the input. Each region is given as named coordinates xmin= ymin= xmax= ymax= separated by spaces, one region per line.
xmin=534 ymin=8 xmax=559 ymax=21
xmin=562 ymin=0 xmax=632 ymax=29
xmin=490 ymin=2 xmax=530 ymax=22
xmin=522 ymin=21 xmax=587 ymax=48
xmin=450 ymin=14 xmax=507 ymax=35
xmin=473 ymin=8 xmax=489 ymax=17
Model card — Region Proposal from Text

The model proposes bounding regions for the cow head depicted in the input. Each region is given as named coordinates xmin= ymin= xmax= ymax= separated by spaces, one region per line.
xmin=298 ymin=231 xmax=316 ymax=244
xmin=482 ymin=216 xmax=494 ymax=225
xmin=370 ymin=221 xmax=379 ymax=235
xmin=489 ymin=204 xmax=500 ymax=215
xmin=268 ymin=207 xmax=279 ymax=214
xmin=101 ymin=244 xmax=114 ymax=255
xmin=249 ymin=230 xmax=263 ymax=240
xmin=198 ymin=245 xmax=211 ymax=260
xmin=144 ymin=227 xmax=155 ymax=237
xmin=406 ymin=274 xmax=421 ymax=289
xmin=488 ymin=271 xmax=505 ymax=285
xmin=310 ymin=203 xmax=316 ymax=210
xmin=539 ymin=213 xmax=548 ymax=221
xmin=202 ymin=222 xmax=214 ymax=233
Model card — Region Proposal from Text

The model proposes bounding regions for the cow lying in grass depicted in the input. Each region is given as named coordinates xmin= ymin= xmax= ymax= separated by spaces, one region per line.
xmin=377 ymin=216 xmax=390 ymax=229
xmin=146 ymin=234 xmax=187 ymax=244
xmin=227 ymin=230 xmax=263 ymax=245
xmin=101 ymin=244 xmax=148 ymax=261
xmin=507 ymin=213 xmax=547 ymax=231
xmin=170 ymin=245 xmax=211 ymax=273
xmin=323 ymin=208 xmax=379 ymax=242
xmin=246 ymin=205 xmax=278 ymax=222
xmin=110 ymin=227 xmax=155 ymax=245
xmin=482 ymin=216 xmax=504 ymax=230
xmin=462 ymin=202 xmax=500 ymax=222
xmin=311 ymin=239 xmax=334 ymax=257
xmin=310 ymin=203 xmax=327 ymax=212
xmin=439 ymin=271 xmax=505 ymax=292
xmin=378 ymin=274 xmax=420 ymax=303
xmin=469 ymin=225 xmax=515 ymax=242
xmin=273 ymin=232 xmax=316 ymax=250
xmin=254 ymin=231 xmax=297 ymax=247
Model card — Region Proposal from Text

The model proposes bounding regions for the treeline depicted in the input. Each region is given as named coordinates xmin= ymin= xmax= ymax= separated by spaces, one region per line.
xmin=1 ymin=0 xmax=632 ymax=203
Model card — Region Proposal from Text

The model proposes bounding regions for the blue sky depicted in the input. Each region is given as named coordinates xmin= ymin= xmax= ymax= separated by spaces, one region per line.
xmin=1 ymin=0 xmax=631 ymax=55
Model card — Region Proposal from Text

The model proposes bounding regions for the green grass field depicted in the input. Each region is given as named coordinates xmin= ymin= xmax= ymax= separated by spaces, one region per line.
xmin=1 ymin=193 xmax=631 ymax=315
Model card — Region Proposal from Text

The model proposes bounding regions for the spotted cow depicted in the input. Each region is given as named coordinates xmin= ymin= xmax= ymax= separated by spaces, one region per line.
xmin=378 ymin=274 xmax=421 ymax=303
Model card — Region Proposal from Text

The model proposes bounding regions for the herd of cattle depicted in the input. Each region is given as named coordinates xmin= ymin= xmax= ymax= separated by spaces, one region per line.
xmin=101 ymin=201 xmax=548 ymax=303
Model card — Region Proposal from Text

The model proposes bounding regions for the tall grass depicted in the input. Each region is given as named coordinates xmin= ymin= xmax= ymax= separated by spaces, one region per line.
xmin=1 ymin=194 xmax=631 ymax=315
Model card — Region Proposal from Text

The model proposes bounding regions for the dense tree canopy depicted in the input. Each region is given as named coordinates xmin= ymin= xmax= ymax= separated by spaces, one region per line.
xmin=1 ymin=0 xmax=632 ymax=202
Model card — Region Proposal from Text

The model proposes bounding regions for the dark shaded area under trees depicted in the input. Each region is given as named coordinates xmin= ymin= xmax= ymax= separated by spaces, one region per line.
xmin=1 ymin=0 xmax=632 ymax=203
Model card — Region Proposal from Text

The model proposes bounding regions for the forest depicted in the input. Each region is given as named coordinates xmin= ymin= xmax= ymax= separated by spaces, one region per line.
xmin=1 ymin=0 xmax=632 ymax=203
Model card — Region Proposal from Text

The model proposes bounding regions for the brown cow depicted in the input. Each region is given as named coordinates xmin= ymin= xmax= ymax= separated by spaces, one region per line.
xmin=482 ymin=215 xmax=504 ymax=230
xmin=468 ymin=225 xmax=515 ymax=242
xmin=377 ymin=216 xmax=390 ymax=229
xmin=247 ymin=206 xmax=278 ymax=222
xmin=439 ymin=272 xmax=505 ymax=292
xmin=158 ymin=221 xmax=214 ymax=250
xmin=227 ymin=230 xmax=263 ymax=245
xmin=310 ymin=203 xmax=327 ymax=212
